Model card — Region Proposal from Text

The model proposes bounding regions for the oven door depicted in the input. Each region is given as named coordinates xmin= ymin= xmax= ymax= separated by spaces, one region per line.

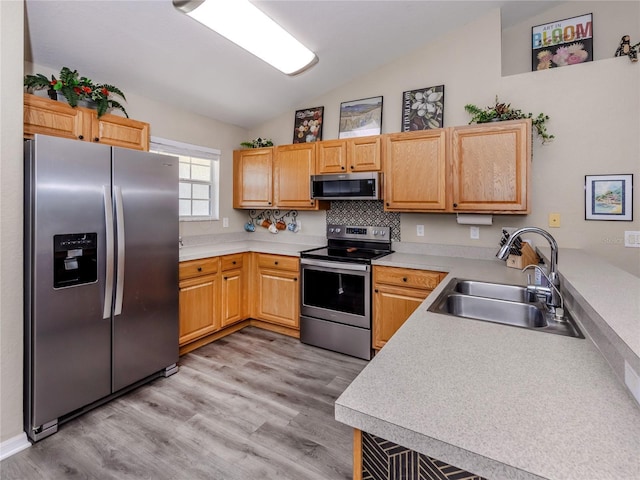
xmin=300 ymin=258 xmax=370 ymax=329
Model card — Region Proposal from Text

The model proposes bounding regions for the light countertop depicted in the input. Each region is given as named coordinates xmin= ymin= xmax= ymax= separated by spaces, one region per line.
xmin=336 ymin=250 xmax=640 ymax=480
xmin=179 ymin=240 xmax=323 ymax=261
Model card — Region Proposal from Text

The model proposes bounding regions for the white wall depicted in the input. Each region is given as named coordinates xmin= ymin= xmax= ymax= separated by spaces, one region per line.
xmin=249 ymin=8 xmax=640 ymax=277
xmin=1 ymin=0 xmax=25 ymax=445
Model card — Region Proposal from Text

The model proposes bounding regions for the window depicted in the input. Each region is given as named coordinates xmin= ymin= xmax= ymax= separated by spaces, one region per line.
xmin=150 ymin=137 xmax=220 ymax=221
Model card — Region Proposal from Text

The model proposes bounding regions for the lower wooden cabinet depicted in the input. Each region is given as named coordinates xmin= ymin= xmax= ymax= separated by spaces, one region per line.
xmin=179 ymin=252 xmax=299 ymax=352
xmin=253 ymin=253 xmax=300 ymax=329
xmin=373 ymin=266 xmax=446 ymax=350
xmin=179 ymin=258 xmax=220 ymax=345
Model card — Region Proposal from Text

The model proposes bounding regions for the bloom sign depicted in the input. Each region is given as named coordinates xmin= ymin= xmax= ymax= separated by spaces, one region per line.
xmin=531 ymin=14 xmax=593 ymax=71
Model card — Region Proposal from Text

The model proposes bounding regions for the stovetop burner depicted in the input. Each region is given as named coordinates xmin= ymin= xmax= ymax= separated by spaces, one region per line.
xmin=301 ymin=224 xmax=392 ymax=264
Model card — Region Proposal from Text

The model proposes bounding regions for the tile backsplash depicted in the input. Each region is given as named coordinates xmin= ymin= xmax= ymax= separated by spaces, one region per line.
xmin=326 ymin=201 xmax=401 ymax=241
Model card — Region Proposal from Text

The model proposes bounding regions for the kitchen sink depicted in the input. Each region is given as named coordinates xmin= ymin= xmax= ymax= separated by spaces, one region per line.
xmin=428 ymin=278 xmax=583 ymax=338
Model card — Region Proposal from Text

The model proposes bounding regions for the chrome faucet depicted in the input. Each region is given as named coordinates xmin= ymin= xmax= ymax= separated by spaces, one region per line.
xmin=496 ymin=227 xmax=562 ymax=309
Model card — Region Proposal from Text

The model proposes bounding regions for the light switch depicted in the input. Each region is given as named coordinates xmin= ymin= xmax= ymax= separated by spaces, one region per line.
xmin=416 ymin=225 xmax=424 ymax=237
xmin=470 ymin=226 xmax=480 ymax=239
xmin=625 ymin=231 xmax=640 ymax=248
xmin=548 ymin=213 xmax=561 ymax=228
xmin=223 ymin=217 xmax=229 ymax=228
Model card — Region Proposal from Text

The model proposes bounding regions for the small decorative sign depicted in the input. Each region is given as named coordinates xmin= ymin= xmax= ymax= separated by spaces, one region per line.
xmin=339 ymin=96 xmax=383 ymax=139
xmin=585 ymin=174 xmax=633 ymax=221
xmin=401 ymin=85 xmax=445 ymax=131
xmin=292 ymin=106 xmax=324 ymax=143
xmin=532 ymin=13 xmax=593 ymax=71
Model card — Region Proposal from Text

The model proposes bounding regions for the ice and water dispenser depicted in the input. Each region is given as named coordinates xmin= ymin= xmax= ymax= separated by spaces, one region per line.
xmin=53 ymin=233 xmax=98 ymax=288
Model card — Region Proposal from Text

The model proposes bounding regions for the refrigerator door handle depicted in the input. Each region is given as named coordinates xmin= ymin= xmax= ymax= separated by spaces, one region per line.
xmin=114 ymin=185 xmax=125 ymax=316
xmin=103 ymin=186 xmax=114 ymax=319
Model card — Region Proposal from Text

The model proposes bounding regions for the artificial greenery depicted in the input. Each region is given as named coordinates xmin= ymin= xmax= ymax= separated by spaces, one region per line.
xmin=464 ymin=96 xmax=554 ymax=144
xmin=240 ymin=137 xmax=274 ymax=148
xmin=24 ymin=67 xmax=128 ymax=118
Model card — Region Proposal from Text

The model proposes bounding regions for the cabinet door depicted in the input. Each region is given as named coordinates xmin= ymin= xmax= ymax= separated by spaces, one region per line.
xmin=349 ymin=136 xmax=382 ymax=172
xmin=24 ymin=93 xmax=89 ymax=141
xmin=221 ymin=268 xmax=245 ymax=328
xmin=179 ymin=274 xmax=220 ymax=346
xmin=384 ymin=130 xmax=447 ymax=211
xmin=256 ymin=268 xmax=300 ymax=328
xmin=274 ymin=143 xmax=317 ymax=209
xmin=91 ymin=113 xmax=150 ymax=151
xmin=317 ymin=139 xmax=348 ymax=173
xmin=373 ymin=283 xmax=429 ymax=350
xmin=450 ymin=120 xmax=530 ymax=212
xmin=233 ymin=148 xmax=273 ymax=208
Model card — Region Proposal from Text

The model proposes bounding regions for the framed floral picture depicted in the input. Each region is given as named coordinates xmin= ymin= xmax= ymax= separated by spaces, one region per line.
xmin=585 ymin=174 xmax=633 ymax=221
xmin=293 ymin=106 xmax=324 ymax=143
xmin=401 ymin=85 xmax=445 ymax=131
xmin=532 ymin=13 xmax=593 ymax=71
xmin=338 ymin=96 xmax=383 ymax=138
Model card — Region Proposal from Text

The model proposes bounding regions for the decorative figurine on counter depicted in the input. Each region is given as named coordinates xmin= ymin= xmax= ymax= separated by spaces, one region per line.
xmin=615 ymin=35 xmax=639 ymax=62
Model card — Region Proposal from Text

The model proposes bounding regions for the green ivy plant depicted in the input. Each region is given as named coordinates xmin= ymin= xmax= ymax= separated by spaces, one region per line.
xmin=240 ymin=137 xmax=274 ymax=148
xmin=464 ymin=96 xmax=554 ymax=144
xmin=24 ymin=67 xmax=128 ymax=118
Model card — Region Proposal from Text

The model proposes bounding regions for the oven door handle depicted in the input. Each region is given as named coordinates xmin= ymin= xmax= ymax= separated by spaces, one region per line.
xmin=301 ymin=258 xmax=370 ymax=272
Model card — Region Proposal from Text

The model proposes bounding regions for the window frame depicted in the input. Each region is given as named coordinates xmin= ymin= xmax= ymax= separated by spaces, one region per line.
xmin=150 ymin=136 xmax=220 ymax=221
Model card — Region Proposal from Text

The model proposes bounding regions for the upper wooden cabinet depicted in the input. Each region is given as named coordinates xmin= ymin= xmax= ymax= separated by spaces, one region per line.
xmin=234 ymin=144 xmax=326 ymax=210
xmin=384 ymin=130 xmax=447 ymax=211
xmin=274 ymin=143 xmax=318 ymax=209
xmin=316 ymin=136 xmax=382 ymax=173
xmin=233 ymin=147 xmax=274 ymax=208
xmin=450 ymin=119 xmax=531 ymax=213
xmin=24 ymin=94 xmax=150 ymax=151
xmin=383 ymin=119 xmax=531 ymax=214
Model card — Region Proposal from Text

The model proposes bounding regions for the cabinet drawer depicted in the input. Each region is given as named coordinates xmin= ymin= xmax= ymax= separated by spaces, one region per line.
xmin=374 ymin=266 xmax=444 ymax=290
xmin=221 ymin=253 xmax=244 ymax=271
xmin=179 ymin=257 xmax=219 ymax=280
xmin=256 ymin=253 xmax=299 ymax=272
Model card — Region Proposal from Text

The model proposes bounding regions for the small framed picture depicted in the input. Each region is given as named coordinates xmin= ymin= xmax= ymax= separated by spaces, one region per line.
xmin=531 ymin=13 xmax=593 ymax=71
xmin=401 ymin=85 xmax=445 ymax=131
xmin=293 ymin=106 xmax=324 ymax=143
xmin=338 ymin=96 xmax=383 ymax=139
xmin=585 ymin=174 xmax=633 ymax=221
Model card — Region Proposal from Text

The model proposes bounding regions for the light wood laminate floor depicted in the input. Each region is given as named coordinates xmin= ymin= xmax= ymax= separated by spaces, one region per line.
xmin=1 ymin=327 xmax=367 ymax=480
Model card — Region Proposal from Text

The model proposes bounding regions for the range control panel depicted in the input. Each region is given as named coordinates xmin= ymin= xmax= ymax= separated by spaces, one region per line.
xmin=327 ymin=224 xmax=390 ymax=241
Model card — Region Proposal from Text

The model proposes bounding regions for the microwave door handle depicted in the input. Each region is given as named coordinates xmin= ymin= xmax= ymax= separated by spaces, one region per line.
xmin=114 ymin=186 xmax=125 ymax=316
xmin=102 ymin=186 xmax=114 ymax=319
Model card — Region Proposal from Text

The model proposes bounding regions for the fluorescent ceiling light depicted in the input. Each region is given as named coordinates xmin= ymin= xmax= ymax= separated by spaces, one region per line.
xmin=174 ymin=0 xmax=318 ymax=76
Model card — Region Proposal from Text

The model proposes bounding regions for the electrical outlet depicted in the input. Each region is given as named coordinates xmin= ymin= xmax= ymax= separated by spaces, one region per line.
xmin=548 ymin=213 xmax=561 ymax=228
xmin=223 ymin=217 xmax=229 ymax=228
xmin=416 ymin=225 xmax=424 ymax=237
xmin=625 ymin=231 xmax=640 ymax=248
xmin=470 ymin=226 xmax=480 ymax=239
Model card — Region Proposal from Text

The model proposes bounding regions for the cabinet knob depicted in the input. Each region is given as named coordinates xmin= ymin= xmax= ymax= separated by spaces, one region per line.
xmin=224 ymin=276 xmax=228 ymax=280
xmin=374 ymin=289 xmax=379 ymax=293
xmin=386 ymin=202 xmax=390 ymax=207
xmin=341 ymin=166 xmax=345 ymax=170
xmin=350 ymin=165 xmax=354 ymax=169
xmin=294 ymin=277 xmax=298 ymax=282
xmin=402 ymin=277 xmax=407 ymax=282
xmin=310 ymin=200 xmax=314 ymax=205
xmin=94 ymin=137 xmax=100 ymax=142
xmin=274 ymin=261 xmax=278 ymax=265
xmin=197 ymin=267 xmax=202 ymax=272
xmin=78 ymin=135 xmax=84 ymax=140
xmin=268 ymin=202 xmax=272 ymax=205
xmin=232 ymin=261 xmax=237 ymax=265
xmin=453 ymin=203 xmax=458 ymax=208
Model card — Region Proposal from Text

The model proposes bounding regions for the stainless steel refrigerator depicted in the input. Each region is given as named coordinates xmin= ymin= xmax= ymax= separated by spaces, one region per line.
xmin=24 ymin=134 xmax=179 ymax=442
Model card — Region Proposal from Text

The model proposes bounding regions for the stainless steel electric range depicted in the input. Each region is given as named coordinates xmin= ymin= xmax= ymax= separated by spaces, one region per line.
xmin=299 ymin=224 xmax=392 ymax=360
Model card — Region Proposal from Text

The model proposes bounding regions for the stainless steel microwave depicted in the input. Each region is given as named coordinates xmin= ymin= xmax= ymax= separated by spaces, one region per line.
xmin=310 ymin=172 xmax=382 ymax=201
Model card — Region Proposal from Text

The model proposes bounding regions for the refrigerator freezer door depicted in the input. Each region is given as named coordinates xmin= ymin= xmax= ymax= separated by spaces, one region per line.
xmin=25 ymin=135 xmax=112 ymax=431
xmin=111 ymin=148 xmax=179 ymax=391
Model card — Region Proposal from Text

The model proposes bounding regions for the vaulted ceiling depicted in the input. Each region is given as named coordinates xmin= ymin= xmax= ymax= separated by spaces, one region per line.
xmin=24 ymin=0 xmax=559 ymax=128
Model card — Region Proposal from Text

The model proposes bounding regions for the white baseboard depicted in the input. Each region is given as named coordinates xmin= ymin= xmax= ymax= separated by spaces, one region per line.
xmin=0 ymin=432 xmax=31 ymax=461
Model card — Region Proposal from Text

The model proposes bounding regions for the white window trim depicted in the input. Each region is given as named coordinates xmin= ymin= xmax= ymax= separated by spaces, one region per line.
xmin=150 ymin=136 xmax=220 ymax=221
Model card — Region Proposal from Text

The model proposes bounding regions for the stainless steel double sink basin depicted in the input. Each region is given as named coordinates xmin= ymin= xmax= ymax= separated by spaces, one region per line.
xmin=428 ymin=278 xmax=583 ymax=338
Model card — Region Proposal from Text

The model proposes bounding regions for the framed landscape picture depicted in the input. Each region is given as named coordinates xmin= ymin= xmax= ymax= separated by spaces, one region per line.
xmin=293 ymin=106 xmax=324 ymax=143
xmin=585 ymin=174 xmax=633 ymax=221
xmin=338 ymin=96 xmax=383 ymax=138
xmin=532 ymin=13 xmax=593 ymax=71
xmin=401 ymin=85 xmax=444 ymax=131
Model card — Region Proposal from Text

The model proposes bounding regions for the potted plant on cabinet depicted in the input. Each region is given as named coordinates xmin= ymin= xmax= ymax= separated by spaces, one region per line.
xmin=24 ymin=67 xmax=128 ymax=118
xmin=464 ymin=96 xmax=554 ymax=144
